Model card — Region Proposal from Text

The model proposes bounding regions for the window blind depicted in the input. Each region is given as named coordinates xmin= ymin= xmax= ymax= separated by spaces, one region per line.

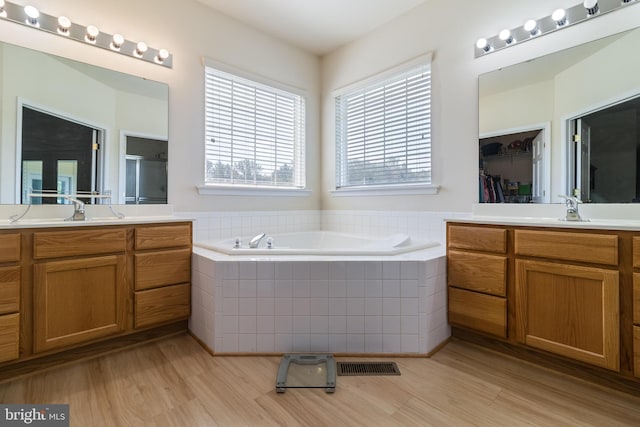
xmin=204 ymin=65 xmax=305 ymax=188
xmin=335 ymin=61 xmax=431 ymax=188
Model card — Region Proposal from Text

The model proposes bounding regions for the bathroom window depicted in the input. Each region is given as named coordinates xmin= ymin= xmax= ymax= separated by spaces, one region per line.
xmin=203 ymin=60 xmax=306 ymax=191
xmin=334 ymin=55 xmax=433 ymax=193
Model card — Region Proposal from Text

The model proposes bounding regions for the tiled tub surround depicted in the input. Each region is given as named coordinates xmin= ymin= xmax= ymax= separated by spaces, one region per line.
xmin=190 ymin=248 xmax=448 ymax=354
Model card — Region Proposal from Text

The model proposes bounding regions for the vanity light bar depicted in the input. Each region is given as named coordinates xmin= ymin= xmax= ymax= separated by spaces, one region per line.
xmin=475 ymin=0 xmax=639 ymax=58
xmin=0 ymin=1 xmax=173 ymax=68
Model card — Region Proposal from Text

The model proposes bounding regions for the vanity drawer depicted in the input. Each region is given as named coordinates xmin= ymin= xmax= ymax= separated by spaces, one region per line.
xmin=634 ymin=274 xmax=640 ymax=325
xmin=635 ymin=326 xmax=640 ymax=378
xmin=134 ymin=249 xmax=191 ymax=290
xmin=448 ymin=225 xmax=507 ymax=254
xmin=135 ymin=283 xmax=190 ymax=328
xmin=633 ymin=237 xmax=640 ymax=268
xmin=514 ymin=230 xmax=618 ymax=265
xmin=135 ymin=224 xmax=192 ymax=250
xmin=0 ymin=233 xmax=21 ymax=263
xmin=34 ymin=228 xmax=127 ymax=259
xmin=0 ymin=266 xmax=20 ymax=315
xmin=0 ymin=313 xmax=19 ymax=363
xmin=448 ymin=250 xmax=506 ymax=296
xmin=448 ymin=287 xmax=506 ymax=338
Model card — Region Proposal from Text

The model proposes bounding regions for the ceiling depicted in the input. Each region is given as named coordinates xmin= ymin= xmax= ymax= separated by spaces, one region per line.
xmin=195 ymin=0 xmax=428 ymax=56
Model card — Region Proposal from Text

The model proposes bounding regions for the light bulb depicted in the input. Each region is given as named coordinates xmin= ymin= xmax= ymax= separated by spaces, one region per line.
xmin=476 ymin=38 xmax=490 ymax=52
xmin=155 ymin=48 xmax=169 ymax=63
xmin=552 ymin=8 xmax=567 ymax=26
xmin=0 ymin=0 xmax=6 ymax=18
xmin=85 ymin=25 xmax=99 ymax=43
xmin=57 ymin=16 xmax=71 ymax=35
xmin=499 ymin=29 xmax=514 ymax=44
xmin=24 ymin=5 xmax=39 ymax=26
xmin=135 ymin=41 xmax=148 ymax=57
xmin=584 ymin=0 xmax=599 ymax=15
xmin=111 ymin=33 xmax=124 ymax=50
xmin=524 ymin=19 xmax=539 ymax=36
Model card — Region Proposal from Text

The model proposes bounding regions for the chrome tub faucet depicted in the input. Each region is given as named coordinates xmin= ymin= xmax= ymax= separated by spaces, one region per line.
xmin=249 ymin=233 xmax=266 ymax=248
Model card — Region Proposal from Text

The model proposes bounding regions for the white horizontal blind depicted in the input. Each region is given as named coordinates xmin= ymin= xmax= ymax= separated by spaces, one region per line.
xmin=204 ymin=65 xmax=305 ymax=188
xmin=335 ymin=61 xmax=431 ymax=188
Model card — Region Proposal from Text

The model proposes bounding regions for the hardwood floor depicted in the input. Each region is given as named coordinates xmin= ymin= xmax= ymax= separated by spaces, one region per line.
xmin=2 ymin=334 xmax=640 ymax=426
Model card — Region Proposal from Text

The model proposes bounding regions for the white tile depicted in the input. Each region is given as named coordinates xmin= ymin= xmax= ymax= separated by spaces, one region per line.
xmin=401 ymin=315 xmax=419 ymax=335
xmin=257 ymin=334 xmax=275 ymax=352
xmin=292 ymin=263 xmax=310 ymax=280
xmin=365 ymin=334 xmax=383 ymax=353
xmin=365 ymin=298 xmax=382 ymax=316
xmin=275 ymin=315 xmax=292 ymax=333
xmin=382 ymin=262 xmax=400 ymax=279
xmin=223 ymin=279 xmax=238 ymax=298
xmin=222 ymin=298 xmax=238 ymax=316
xmin=382 ymin=280 xmax=401 ymax=298
xmin=238 ymin=280 xmax=257 ymax=298
xmin=347 ymin=280 xmax=365 ymax=298
xmin=309 ymin=281 xmax=329 ymax=298
xmin=257 ymin=280 xmax=275 ymax=298
xmin=292 ymin=334 xmax=310 ymax=352
xmin=292 ymin=316 xmax=310 ymax=334
xmin=364 ymin=280 xmax=382 ymax=298
xmin=222 ymin=334 xmax=239 ymax=352
xmin=275 ymin=298 xmax=292 ymax=315
xmin=275 ymin=281 xmax=293 ymax=298
xmin=292 ymin=299 xmax=310 ymax=316
xmin=292 ymin=280 xmax=310 ymax=298
xmin=238 ymin=334 xmax=257 ymax=352
xmin=401 ymin=280 xmax=419 ymax=298
xmin=238 ymin=298 xmax=256 ymax=316
xmin=329 ymin=280 xmax=347 ymax=298
xmin=401 ymin=298 xmax=419 ymax=316
xmin=383 ymin=298 xmax=401 ymax=316
xmin=309 ymin=298 xmax=329 ymax=316
xmin=383 ymin=316 xmax=401 ymax=334
xmin=346 ymin=298 xmax=365 ymax=316
xmin=401 ymin=335 xmax=420 ymax=353
xmin=239 ymin=316 xmax=256 ymax=334
xmin=347 ymin=316 xmax=365 ymax=334
xmin=275 ymin=263 xmax=293 ymax=279
xmin=365 ymin=316 xmax=382 ymax=334
xmin=329 ymin=316 xmax=346 ymax=333
xmin=275 ymin=334 xmax=293 ymax=352
xmin=257 ymin=298 xmax=275 ymax=316
xmin=257 ymin=315 xmax=275 ymax=334
xmin=310 ymin=316 xmax=329 ymax=334
xmin=328 ymin=298 xmax=346 ymax=316
xmin=257 ymin=262 xmax=275 ymax=280
xmin=383 ymin=335 xmax=401 ymax=353
xmin=346 ymin=262 xmax=365 ymax=279
xmin=401 ymin=262 xmax=419 ymax=280
xmin=309 ymin=262 xmax=329 ymax=280
xmin=309 ymin=335 xmax=329 ymax=352
xmin=222 ymin=316 xmax=238 ymax=334
xmin=328 ymin=262 xmax=347 ymax=280
xmin=347 ymin=335 xmax=365 ymax=353
xmin=238 ymin=262 xmax=257 ymax=280
xmin=329 ymin=334 xmax=347 ymax=352
xmin=364 ymin=262 xmax=382 ymax=280
xmin=223 ymin=263 xmax=239 ymax=279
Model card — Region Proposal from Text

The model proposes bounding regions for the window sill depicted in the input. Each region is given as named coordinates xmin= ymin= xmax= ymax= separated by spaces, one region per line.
xmin=331 ymin=183 xmax=440 ymax=197
xmin=197 ymin=184 xmax=311 ymax=197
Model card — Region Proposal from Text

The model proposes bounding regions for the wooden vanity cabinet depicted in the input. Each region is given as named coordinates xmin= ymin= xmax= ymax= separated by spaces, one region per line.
xmin=133 ymin=224 xmax=191 ymax=328
xmin=32 ymin=228 xmax=128 ymax=353
xmin=0 ymin=233 xmax=21 ymax=363
xmin=632 ymin=238 xmax=640 ymax=377
xmin=447 ymin=225 xmax=508 ymax=338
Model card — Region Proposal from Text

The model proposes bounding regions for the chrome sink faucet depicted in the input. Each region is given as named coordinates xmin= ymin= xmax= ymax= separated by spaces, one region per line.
xmin=64 ymin=196 xmax=86 ymax=221
xmin=249 ymin=233 xmax=266 ymax=248
xmin=559 ymin=195 xmax=585 ymax=222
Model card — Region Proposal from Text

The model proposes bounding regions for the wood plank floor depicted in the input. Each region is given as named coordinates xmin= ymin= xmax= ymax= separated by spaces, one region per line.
xmin=1 ymin=334 xmax=640 ymax=426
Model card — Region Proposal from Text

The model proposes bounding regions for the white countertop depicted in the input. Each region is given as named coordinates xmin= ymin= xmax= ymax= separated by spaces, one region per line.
xmin=0 ymin=204 xmax=192 ymax=229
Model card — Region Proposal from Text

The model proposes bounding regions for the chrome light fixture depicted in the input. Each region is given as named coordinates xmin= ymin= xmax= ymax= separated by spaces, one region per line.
xmin=475 ymin=0 xmax=640 ymax=57
xmin=0 ymin=0 xmax=172 ymax=68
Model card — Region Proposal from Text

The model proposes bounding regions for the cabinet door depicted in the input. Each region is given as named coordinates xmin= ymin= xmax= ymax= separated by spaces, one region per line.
xmin=515 ymin=260 xmax=619 ymax=371
xmin=33 ymin=255 xmax=127 ymax=352
xmin=0 ymin=313 xmax=19 ymax=363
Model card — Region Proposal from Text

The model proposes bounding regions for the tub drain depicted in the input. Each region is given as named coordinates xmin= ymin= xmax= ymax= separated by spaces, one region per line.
xmin=336 ymin=362 xmax=400 ymax=376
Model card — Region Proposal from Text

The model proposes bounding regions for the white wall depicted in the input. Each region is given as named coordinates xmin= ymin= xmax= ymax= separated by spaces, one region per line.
xmin=0 ymin=0 xmax=320 ymax=211
xmin=321 ymin=0 xmax=640 ymax=212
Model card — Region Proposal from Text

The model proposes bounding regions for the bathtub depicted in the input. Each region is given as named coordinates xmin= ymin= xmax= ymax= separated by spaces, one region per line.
xmin=190 ymin=230 xmax=449 ymax=355
xmin=194 ymin=230 xmax=439 ymax=256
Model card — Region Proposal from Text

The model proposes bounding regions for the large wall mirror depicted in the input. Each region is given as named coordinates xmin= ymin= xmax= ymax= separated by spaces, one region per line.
xmin=0 ymin=41 xmax=169 ymax=205
xmin=479 ymin=27 xmax=640 ymax=204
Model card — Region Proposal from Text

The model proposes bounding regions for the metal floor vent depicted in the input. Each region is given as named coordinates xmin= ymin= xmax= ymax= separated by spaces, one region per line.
xmin=336 ymin=362 xmax=401 ymax=376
